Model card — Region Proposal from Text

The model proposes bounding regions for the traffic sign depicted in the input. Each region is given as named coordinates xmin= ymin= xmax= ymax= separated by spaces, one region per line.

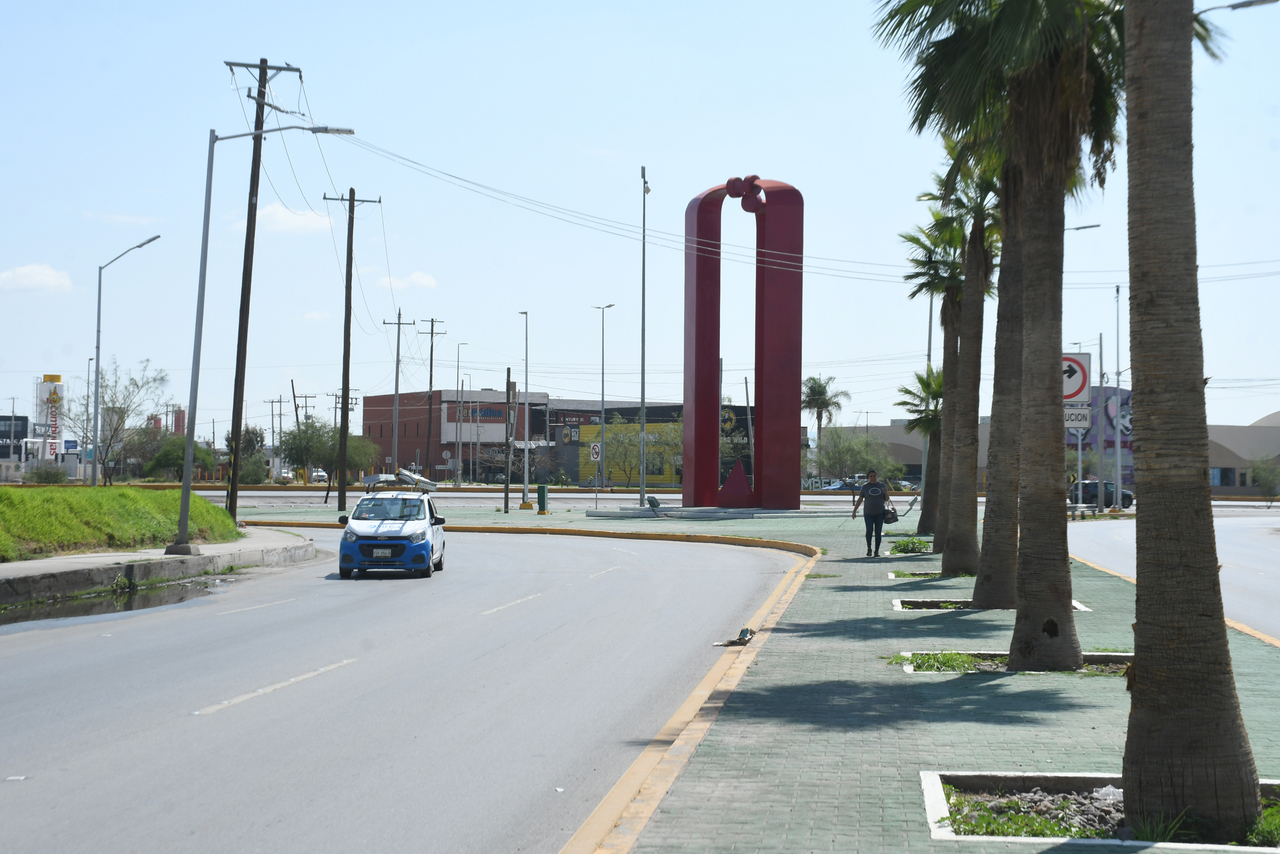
xmin=1064 ymin=406 xmax=1092 ymax=431
xmin=1062 ymin=353 xmax=1091 ymax=401
xmin=590 ymin=442 xmax=602 ymax=462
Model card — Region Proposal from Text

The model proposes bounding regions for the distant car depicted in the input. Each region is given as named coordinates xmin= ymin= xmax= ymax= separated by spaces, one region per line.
xmin=311 ymin=470 xmax=328 ymax=483
xmin=820 ymin=479 xmax=863 ymax=492
xmin=274 ymin=471 xmax=295 ymax=484
xmin=1070 ymin=481 xmax=1133 ymax=509
xmin=338 ymin=491 xmax=446 ymax=579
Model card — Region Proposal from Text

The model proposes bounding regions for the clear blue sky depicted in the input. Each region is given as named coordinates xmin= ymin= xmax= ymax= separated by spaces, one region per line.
xmin=2 ymin=1 xmax=1276 ymax=447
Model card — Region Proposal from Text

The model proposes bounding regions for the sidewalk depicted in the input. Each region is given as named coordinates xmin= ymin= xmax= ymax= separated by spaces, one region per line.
xmin=0 ymin=527 xmax=316 ymax=606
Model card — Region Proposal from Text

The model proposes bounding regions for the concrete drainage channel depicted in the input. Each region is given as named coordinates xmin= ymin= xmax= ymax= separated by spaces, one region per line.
xmin=0 ymin=538 xmax=316 ymax=610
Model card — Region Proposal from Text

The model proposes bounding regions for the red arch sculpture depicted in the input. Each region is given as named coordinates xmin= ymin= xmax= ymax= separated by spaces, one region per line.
xmin=683 ymin=176 xmax=803 ymax=510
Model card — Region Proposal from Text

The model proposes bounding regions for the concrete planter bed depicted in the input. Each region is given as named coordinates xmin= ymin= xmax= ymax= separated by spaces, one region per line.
xmin=895 ymin=650 xmax=1131 ymax=674
xmin=893 ymin=598 xmax=1092 ymax=612
xmin=921 ymin=771 xmax=1280 ymax=850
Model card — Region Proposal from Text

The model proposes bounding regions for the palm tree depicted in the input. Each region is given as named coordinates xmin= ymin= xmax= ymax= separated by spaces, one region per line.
xmin=801 ymin=376 xmax=850 ymax=457
xmin=877 ymin=0 xmax=1123 ymax=670
xmin=896 ymin=366 xmax=943 ymax=534
xmin=935 ymin=145 xmax=1000 ymax=578
xmin=973 ymin=158 xmax=1024 ymax=608
xmin=1120 ymin=1 xmax=1259 ymax=836
xmin=901 ymin=208 xmax=963 ymax=550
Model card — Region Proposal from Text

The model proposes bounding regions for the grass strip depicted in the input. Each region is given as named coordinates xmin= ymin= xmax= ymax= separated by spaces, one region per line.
xmin=0 ymin=486 xmax=239 ymax=562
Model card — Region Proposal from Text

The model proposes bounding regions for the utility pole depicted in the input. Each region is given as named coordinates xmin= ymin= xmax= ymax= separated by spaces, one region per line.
xmin=383 ymin=309 xmax=415 ymax=473
xmin=290 ymin=379 xmax=301 ymax=427
xmin=226 ymin=58 xmax=288 ymax=518
xmin=263 ymin=397 xmax=278 ymax=475
xmin=417 ymin=318 xmax=445 ymax=484
xmin=297 ymin=392 xmax=316 ymax=421
xmin=504 ymin=368 xmax=513 ymax=513
xmin=639 ymin=165 xmax=650 ymax=508
xmin=324 ymin=189 xmax=379 ymax=509
xmin=6 ymin=398 xmax=16 ymax=477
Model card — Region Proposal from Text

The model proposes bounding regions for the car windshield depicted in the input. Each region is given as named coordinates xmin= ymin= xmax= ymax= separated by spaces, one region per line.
xmin=351 ymin=497 xmax=425 ymax=521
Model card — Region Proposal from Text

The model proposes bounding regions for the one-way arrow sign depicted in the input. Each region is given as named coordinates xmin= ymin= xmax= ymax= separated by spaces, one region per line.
xmin=1063 ymin=353 xmax=1091 ymax=401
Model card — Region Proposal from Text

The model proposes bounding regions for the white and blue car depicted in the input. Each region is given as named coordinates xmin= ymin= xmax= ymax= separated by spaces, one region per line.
xmin=338 ymin=490 xmax=446 ymax=578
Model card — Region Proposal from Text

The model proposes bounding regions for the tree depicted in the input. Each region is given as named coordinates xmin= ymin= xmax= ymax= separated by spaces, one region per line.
xmin=816 ymin=428 xmax=904 ymax=485
xmin=896 ymin=367 xmax=943 ymax=535
xmin=900 ymin=208 xmax=963 ymax=551
xmin=1250 ymin=456 xmax=1280 ymax=509
xmin=605 ymin=413 xmax=642 ymax=487
xmin=877 ymin=0 xmax=1124 ymax=670
xmin=801 ymin=377 xmax=851 ymax=463
xmin=62 ymin=359 xmax=170 ymax=485
xmin=224 ymin=425 xmax=266 ymax=459
xmin=144 ymin=435 xmax=214 ymax=481
xmin=1121 ymin=1 xmax=1258 ymax=837
xmin=278 ymin=419 xmax=331 ymax=476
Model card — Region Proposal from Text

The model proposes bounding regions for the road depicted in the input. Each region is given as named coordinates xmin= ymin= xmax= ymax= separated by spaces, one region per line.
xmin=0 ymin=531 xmax=795 ymax=854
xmin=1068 ymin=505 xmax=1280 ymax=640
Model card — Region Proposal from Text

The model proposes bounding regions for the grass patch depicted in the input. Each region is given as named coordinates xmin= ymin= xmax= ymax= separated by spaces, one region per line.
xmin=910 ymin=652 xmax=1005 ymax=672
xmin=1247 ymin=798 xmax=1280 ymax=847
xmin=890 ymin=536 xmax=931 ymax=554
xmin=892 ymin=570 xmax=941 ymax=578
xmin=944 ymin=786 xmax=1106 ymax=839
xmin=0 ymin=486 xmax=240 ymax=562
xmin=806 ymin=573 xmax=841 ymax=579
xmin=886 ymin=653 xmax=911 ymax=665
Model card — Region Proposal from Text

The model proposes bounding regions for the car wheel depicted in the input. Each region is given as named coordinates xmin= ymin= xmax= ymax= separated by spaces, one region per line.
xmin=339 ymin=566 xmax=353 ymax=579
xmin=421 ymin=560 xmax=433 ymax=579
xmin=433 ymin=555 xmax=444 ymax=573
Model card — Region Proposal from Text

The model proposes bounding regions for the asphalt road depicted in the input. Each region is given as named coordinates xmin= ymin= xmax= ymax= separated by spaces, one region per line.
xmin=1068 ymin=506 xmax=1280 ymax=640
xmin=0 ymin=531 xmax=795 ymax=854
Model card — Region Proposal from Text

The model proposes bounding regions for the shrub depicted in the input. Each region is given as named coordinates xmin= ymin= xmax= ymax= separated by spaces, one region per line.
xmin=891 ymin=536 xmax=931 ymax=554
xmin=24 ymin=465 xmax=67 ymax=484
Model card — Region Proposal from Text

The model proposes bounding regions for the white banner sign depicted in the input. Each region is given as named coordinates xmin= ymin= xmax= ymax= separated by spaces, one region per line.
xmin=1064 ymin=406 xmax=1092 ymax=430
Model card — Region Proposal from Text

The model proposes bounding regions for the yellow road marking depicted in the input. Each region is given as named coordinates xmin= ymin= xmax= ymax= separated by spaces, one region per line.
xmin=560 ymin=549 xmax=818 ymax=854
xmin=1072 ymin=553 xmax=1280 ymax=649
xmin=192 ymin=660 xmax=354 ymax=715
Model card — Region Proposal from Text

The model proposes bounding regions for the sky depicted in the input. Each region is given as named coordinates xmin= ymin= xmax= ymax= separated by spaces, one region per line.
xmin=2 ymin=1 xmax=1277 ymax=450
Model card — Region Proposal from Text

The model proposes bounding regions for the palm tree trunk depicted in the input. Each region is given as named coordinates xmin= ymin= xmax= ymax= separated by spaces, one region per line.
xmin=973 ymin=173 xmax=1023 ymax=607
xmin=1007 ymin=174 xmax=1081 ymax=671
xmin=931 ymin=289 xmax=960 ymax=553
xmin=1121 ymin=0 xmax=1259 ymax=835
xmin=941 ymin=222 xmax=986 ymax=576
xmin=916 ymin=431 xmax=940 ymax=535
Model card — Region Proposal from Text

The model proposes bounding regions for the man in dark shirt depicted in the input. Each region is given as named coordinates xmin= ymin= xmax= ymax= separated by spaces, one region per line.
xmin=852 ymin=469 xmax=895 ymax=557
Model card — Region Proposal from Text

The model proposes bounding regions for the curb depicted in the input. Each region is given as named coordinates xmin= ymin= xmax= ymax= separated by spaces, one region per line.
xmin=242 ymin=520 xmax=822 ymax=559
xmin=0 ymin=539 xmax=316 ymax=607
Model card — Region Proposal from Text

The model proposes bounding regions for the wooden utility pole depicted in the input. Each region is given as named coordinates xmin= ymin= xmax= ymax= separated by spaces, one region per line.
xmin=418 ymin=318 xmax=445 ymax=483
xmin=290 ymin=379 xmax=301 ymax=427
xmin=226 ymin=57 xmax=269 ymax=521
xmin=325 ymin=188 xmax=380 ymax=510
xmin=383 ymin=310 xmax=415 ymax=473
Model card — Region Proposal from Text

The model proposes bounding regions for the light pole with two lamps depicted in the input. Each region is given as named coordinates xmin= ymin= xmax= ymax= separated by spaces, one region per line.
xmin=167 ymin=124 xmax=352 ymax=555
xmin=592 ymin=303 xmax=615 ymax=508
xmin=519 ymin=311 xmax=532 ymax=508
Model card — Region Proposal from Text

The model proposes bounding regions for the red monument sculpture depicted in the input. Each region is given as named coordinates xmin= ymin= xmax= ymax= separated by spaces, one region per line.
xmin=683 ymin=176 xmax=803 ymax=510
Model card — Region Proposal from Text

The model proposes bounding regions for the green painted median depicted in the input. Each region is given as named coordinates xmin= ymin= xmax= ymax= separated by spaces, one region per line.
xmin=0 ymin=486 xmax=240 ymax=562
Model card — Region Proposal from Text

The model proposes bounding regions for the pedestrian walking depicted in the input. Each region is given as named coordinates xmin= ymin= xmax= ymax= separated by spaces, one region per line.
xmin=852 ymin=469 xmax=895 ymax=557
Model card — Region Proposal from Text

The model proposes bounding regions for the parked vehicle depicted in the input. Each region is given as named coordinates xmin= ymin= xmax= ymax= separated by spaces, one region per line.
xmin=1070 ymin=480 xmax=1133 ymax=509
xmin=338 ymin=491 xmax=446 ymax=579
xmin=311 ymin=469 xmax=328 ymax=483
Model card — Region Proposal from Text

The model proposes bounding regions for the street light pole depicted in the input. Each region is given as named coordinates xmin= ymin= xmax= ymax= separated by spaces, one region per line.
xmin=92 ymin=235 xmax=160 ymax=487
xmin=455 ymin=342 xmax=467 ymax=487
xmin=639 ymin=166 xmax=650 ymax=508
xmin=593 ymin=303 xmax=615 ymax=508
xmin=84 ymin=357 xmax=92 ymax=478
xmin=519 ymin=311 xmax=531 ymax=508
xmin=168 ymin=123 xmax=351 ymax=554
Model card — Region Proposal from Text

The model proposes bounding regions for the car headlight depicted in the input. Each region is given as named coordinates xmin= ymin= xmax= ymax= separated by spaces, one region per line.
xmin=409 ymin=529 xmax=428 ymax=544
xmin=344 ymin=530 xmax=357 ymax=543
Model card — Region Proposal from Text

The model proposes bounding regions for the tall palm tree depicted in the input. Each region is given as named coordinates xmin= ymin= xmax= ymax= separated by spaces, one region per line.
xmin=901 ymin=208 xmax=963 ymax=550
xmin=801 ymin=376 xmax=850 ymax=478
xmin=936 ymin=146 xmax=1000 ymax=578
xmin=1121 ymin=1 xmax=1259 ymax=836
xmin=973 ymin=159 xmax=1024 ymax=608
xmin=878 ymin=0 xmax=1123 ymax=669
xmin=896 ymin=366 xmax=943 ymax=534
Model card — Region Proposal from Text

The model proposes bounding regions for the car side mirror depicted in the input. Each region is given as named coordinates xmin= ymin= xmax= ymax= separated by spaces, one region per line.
xmin=434 ymin=516 xmax=446 ymax=525
xmin=338 ymin=515 xmax=348 ymax=525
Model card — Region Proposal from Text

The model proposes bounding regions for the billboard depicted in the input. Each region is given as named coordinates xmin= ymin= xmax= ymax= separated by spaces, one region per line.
xmin=38 ymin=375 xmax=66 ymax=461
xmin=0 ymin=415 xmax=29 ymax=460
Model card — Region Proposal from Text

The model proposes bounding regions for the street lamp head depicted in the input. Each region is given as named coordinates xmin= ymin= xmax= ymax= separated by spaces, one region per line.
xmin=518 ymin=311 xmax=528 ymax=316
xmin=137 ymin=235 xmax=161 ymax=248
xmin=310 ymin=126 xmax=355 ymax=135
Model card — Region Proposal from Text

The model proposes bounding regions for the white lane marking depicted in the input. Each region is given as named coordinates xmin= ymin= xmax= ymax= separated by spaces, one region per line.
xmin=613 ymin=548 xmax=637 ymax=555
xmin=481 ymin=594 xmax=541 ymax=616
xmin=6 ymin=776 xmax=27 ymax=781
xmin=589 ymin=565 xmax=622 ymax=579
xmin=218 ymin=598 xmax=298 ymax=616
xmin=192 ymin=660 xmax=354 ymax=715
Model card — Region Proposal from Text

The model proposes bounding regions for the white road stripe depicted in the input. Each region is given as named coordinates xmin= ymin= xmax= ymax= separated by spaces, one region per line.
xmin=217 ymin=598 xmax=298 ymax=616
xmin=481 ymin=594 xmax=541 ymax=616
xmin=589 ymin=565 xmax=622 ymax=579
xmin=192 ymin=660 xmax=354 ymax=715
